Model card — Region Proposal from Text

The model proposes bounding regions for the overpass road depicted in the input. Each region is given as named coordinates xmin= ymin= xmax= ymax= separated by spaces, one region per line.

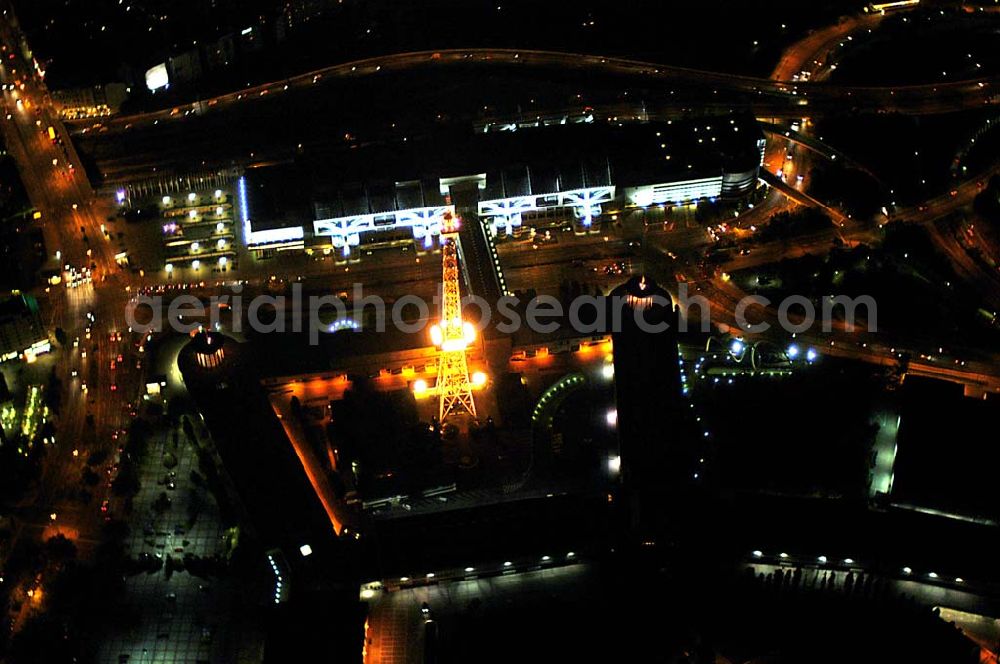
xmin=65 ymin=43 xmax=998 ymax=187
xmin=75 ymin=46 xmax=998 ymax=137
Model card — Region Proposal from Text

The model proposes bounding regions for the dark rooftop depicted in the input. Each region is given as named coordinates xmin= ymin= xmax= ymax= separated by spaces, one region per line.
xmin=245 ymin=116 xmax=764 ymax=231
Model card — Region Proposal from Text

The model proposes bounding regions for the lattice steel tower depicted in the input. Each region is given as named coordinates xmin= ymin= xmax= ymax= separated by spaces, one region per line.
xmin=432 ymin=212 xmax=478 ymax=421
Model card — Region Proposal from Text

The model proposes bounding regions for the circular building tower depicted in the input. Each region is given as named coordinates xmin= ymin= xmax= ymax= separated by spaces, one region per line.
xmin=189 ymin=330 xmax=227 ymax=369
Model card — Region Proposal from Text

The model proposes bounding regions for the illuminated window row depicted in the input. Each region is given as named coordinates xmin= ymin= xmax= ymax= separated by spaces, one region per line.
xmin=626 ymin=176 xmax=724 ymax=207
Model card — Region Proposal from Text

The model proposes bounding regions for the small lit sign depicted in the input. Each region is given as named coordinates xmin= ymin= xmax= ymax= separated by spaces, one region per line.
xmin=145 ymin=63 xmax=169 ymax=92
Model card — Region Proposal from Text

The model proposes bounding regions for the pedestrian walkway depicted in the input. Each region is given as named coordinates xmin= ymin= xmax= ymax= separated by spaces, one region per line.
xmin=96 ymin=391 xmax=264 ymax=662
xmin=365 ymin=564 xmax=591 ymax=664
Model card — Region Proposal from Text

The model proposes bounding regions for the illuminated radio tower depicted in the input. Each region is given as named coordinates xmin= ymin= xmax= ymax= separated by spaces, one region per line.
xmin=431 ymin=212 xmax=478 ymax=421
